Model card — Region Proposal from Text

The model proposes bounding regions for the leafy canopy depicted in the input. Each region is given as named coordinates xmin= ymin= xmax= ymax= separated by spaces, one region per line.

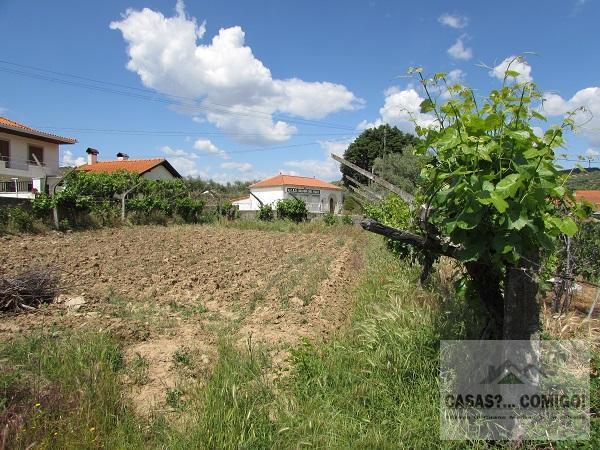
xmin=372 ymin=149 xmax=429 ymax=195
xmin=277 ymin=198 xmax=308 ymax=223
xmin=411 ymin=57 xmax=584 ymax=268
xmin=342 ymin=124 xmax=419 ymax=186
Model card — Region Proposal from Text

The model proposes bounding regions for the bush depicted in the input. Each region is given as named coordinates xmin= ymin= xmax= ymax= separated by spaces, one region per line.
xmin=257 ymin=204 xmax=274 ymax=221
xmin=218 ymin=200 xmax=239 ymax=220
xmin=0 ymin=207 xmax=8 ymax=229
xmin=31 ymin=193 xmax=53 ymax=219
xmin=322 ymin=212 xmax=337 ymax=226
xmin=363 ymin=194 xmax=417 ymax=259
xmin=8 ymin=208 xmax=35 ymax=233
xmin=176 ymin=197 xmax=205 ymax=223
xmin=569 ymin=219 xmax=600 ymax=282
xmin=343 ymin=195 xmax=361 ymax=214
xmin=277 ymin=198 xmax=308 ymax=223
xmin=341 ymin=214 xmax=353 ymax=225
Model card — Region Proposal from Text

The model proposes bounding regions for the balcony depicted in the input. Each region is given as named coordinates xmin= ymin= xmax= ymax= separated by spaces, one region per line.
xmin=0 ymin=180 xmax=33 ymax=193
xmin=0 ymin=156 xmax=50 ymax=177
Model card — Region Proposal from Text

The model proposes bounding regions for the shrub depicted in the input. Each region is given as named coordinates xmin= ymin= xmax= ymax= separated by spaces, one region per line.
xmin=176 ymin=197 xmax=205 ymax=223
xmin=218 ymin=200 xmax=239 ymax=220
xmin=567 ymin=219 xmax=600 ymax=282
xmin=341 ymin=214 xmax=353 ymax=225
xmin=0 ymin=207 xmax=8 ymax=229
xmin=8 ymin=208 xmax=35 ymax=233
xmin=277 ymin=198 xmax=308 ymax=223
xmin=31 ymin=193 xmax=53 ymax=219
xmin=322 ymin=212 xmax=337 ymax=226
xmin=363 ymin=194 xmax=416 ymax=258
xmin=257 ymin=204 xmax=274 ymax=221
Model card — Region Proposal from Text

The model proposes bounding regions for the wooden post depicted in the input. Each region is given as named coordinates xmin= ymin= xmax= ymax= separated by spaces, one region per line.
xmin=121 ymin=181 xmax=144 ymax=222
xmin=332 ymin=153 xmax=414 ymax=203
xmin=344 ymin=175 xmax=383 ymax=200
xmin=348 ymin=185 xmax=372 ymax=202
xmin=52 ymin=206 xmax=59 ymax=229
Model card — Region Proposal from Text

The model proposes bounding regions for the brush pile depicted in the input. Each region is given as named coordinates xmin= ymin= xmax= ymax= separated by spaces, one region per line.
xmin=0 ymin=267 xmax=61 ymax=312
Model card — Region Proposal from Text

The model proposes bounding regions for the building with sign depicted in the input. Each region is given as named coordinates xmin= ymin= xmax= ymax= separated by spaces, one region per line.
xmin=232 ymin=174 xmax=343 ymax=214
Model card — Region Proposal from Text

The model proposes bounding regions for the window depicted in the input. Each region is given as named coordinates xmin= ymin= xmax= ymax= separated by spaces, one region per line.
xmin=28 ymin=145 xmax=44 ymax=165
xmin=0 ymin=140 xmax=8 ymax=162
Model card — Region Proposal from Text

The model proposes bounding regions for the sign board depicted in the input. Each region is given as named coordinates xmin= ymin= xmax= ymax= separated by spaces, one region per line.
xmin=287 ymin=187 xmax=320 ymax=195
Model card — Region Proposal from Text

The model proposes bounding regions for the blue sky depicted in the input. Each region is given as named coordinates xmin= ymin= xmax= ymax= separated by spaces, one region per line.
xmin=0 ymin=0 xmax=599 ymax=182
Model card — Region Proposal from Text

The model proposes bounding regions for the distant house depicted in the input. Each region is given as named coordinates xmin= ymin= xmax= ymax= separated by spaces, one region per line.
xmin=0 ymin=116 xmax=77 ymax=198
xmin=233 ymin=174 xmax=343 ymax=214
xmin=75 ymin=148 xmax=182 ymax=180
xmin=575 ymin=190 xmax=600 ymax=217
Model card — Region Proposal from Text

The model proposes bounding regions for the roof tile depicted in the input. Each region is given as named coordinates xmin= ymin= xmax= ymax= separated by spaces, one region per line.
xmin=76 ymin=158 xmax=167 ymax=175
xmin=250 ymin=174 xmax=342 ymax=190
xmin=0 ymin=117 xmax=76 ymax=144
xmin=575 ymin=190 xmax=600 ymax=209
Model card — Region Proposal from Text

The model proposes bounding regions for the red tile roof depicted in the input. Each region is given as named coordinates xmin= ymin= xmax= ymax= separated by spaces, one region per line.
xmin=0 ymin=117 xmax=76 ymax=144
xmin=575 ymin=190 xmax=600 ymax=209
xmin=250 ymin=174 xmax=342 ymax=190
xmin=76 ymin=158 xmax=181 ymax=177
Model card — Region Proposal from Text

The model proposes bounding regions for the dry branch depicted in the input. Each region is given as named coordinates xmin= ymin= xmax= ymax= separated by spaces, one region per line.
xmin=359 ymin=218 xmax=461 ymax=259
xmin=0 ymin=267 xmax=61 ymax=312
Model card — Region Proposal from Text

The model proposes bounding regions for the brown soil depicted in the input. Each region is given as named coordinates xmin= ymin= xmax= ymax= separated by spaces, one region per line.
xmin=0 ymin=225 xmax=364 ymax=414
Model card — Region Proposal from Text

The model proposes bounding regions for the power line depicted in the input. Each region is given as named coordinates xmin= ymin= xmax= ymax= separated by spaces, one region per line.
xmin=28 ymin=126 xmax=353 ymax=138
xmin=0 ymin=60 xmax=358 ymax=132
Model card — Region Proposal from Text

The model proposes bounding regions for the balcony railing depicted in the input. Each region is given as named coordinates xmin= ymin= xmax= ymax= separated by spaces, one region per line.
xmin=0 ymin=180 xmax=33 ymax=193
xmin=0 ymin=156 xmax=46 ymax=170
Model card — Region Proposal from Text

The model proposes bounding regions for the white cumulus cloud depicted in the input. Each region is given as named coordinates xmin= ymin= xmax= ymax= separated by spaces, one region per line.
xmin=283 ymin=138 xmax=353 ymax=181
xmin=490 ymin=56 xmax=533 ymax=83
xmin=586 ymin=148 xmax=599 ymax=158
xmin=542 ymin=87 xmax=600 ymax=147
xmin=110 ymin=1 xmax=362 ymax=144
xmin=447 ymin=35 xmax=472 ymax=61
xmin=160 ymin=145 xmax=202 ymax=176
xmin=61 ymin=150 xmax=86 ymax=167
xmin=438 ymin=13 xmax=469 ymax=29
xmin=379 ymin=87 xmax=437 ymax=131
xmin=193 ymin=138 xmax=229 ymax=159
xmin=220 ymin=161 xmax=252 ymax=172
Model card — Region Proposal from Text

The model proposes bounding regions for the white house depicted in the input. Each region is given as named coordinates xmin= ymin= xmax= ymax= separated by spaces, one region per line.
xmin=75 ymin=148 xmax=182 ymax=179
xmin=0 ymin=116 xmax=77 ymax=198
xmin=233 ymin=174 xmax=343 ymax=214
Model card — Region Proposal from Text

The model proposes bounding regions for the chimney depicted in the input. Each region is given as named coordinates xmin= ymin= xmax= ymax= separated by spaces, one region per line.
xmin=116 ymin=152 xmax=129 ymax=161
xmin=86 ymin=147 xmax=99 ymax=165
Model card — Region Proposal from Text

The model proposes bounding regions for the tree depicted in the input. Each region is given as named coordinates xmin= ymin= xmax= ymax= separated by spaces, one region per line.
xmin=341 ymin=124 xmax=419 ymax=186
xmin=372 ymin=148 xmax=428 ymax=194
xmin=361 ymin=58 xmax=585 ymax=341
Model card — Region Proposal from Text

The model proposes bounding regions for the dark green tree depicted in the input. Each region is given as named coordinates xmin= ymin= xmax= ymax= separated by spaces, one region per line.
xmin=372 ymin=148 xmax=429 ymax=194
xmin=341 ymin=124 xmax=419 ymax=186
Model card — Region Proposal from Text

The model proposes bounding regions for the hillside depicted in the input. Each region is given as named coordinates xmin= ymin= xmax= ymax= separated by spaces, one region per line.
xmin=564 ymin=167 xmax=600 ymax=190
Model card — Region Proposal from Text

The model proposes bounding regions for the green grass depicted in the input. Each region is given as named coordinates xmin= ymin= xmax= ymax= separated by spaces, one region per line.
xmin=0 ymin=332 xmax=148 ymax=449
xmin=1 ymin=240 xmax=598 ymax=449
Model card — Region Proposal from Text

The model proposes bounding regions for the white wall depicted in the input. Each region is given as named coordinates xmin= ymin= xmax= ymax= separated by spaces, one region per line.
xmin=244 ymin=185 xmax=343 ymax=213
xmin=232 ymin=197 xmax=252 ymax=211
xmin=141 ymin=164 xmax=177 ymax=180
xmin=249 ymin=186 xmax=285 ymax=210
xmin=0 ymin=131 xmax=59 ymax=178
